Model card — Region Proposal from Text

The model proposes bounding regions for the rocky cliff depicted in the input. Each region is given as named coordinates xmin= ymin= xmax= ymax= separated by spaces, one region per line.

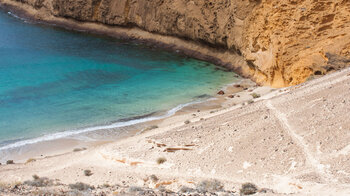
xmin=1 ymin=0 xmax=349 ymax=87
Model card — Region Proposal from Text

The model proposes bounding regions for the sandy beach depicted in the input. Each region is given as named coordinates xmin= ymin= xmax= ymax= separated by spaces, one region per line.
xmin=1 ymin=68 xmax=350 ymax=195
xmin=0 ymin=77 xmax=255 ymax=163
xmin=0 ymin=0 xmax=349 ymax=195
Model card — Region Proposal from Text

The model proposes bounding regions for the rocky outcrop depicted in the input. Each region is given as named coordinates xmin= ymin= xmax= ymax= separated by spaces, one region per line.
xmin=1 ymin=0 xmax=350 ymax=87
xmin=243 ymin=0 xmax=350 ymax=86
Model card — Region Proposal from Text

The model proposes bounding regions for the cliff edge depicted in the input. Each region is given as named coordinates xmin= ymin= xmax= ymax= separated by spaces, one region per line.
xmin=1 ymin=0 xmax=349 ymax=87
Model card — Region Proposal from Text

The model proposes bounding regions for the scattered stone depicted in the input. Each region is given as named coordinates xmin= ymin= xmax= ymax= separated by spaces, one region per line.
xmin=243 ymin=88 xmax=248 ymax=90
xmin=217 ymin=90 xmax=225 ymax=95
xmin=84 ymin=169 xmax=93 ymax=176
xmin=240 ymin=183 xmax=258 ymax=195
xmin=259 ymin=188 xmax=274 ymax=194
xmin=73 ymin=147 xmax=87 ymax=152
xmin=251 ymin=93 xmax=261 ymax=99
xmin=184 ymin=120 xmax=191 ymax=124
xmin=156 ymin=157 xmax=167 ymax=164
xmin=6 ymin=160 xmax=14 ymax=165
xmin=233 ymin=84 xmax=241 ymax=88
xmin=156 ymin=143 xmax=166 ymax=147
xmin=164 ymin=147 xmax=192 ymax=152
xmin=150 ymin=175 xmax=159 ymax=183
xmin=248 ymin=100 xmax=254 ymax=104
xmin=197 ymin=110 xmax=200 ymax=112
xmin=228 ymin=95 xmax=235 ymax=98
xmin=130 ymin=161 xmax=143 ymax=166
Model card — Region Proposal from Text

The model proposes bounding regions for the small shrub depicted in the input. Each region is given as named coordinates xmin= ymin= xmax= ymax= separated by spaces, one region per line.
xmin=240 ymin=183 xmax=258 ymax=195
xmin=0 ymin=182 xmax=9 ymax=190
xmin=102 ymin=183 xmax=111 ymax=188
xmin=248 ymin=100 xmax=254 ymax=104
xmin=84 ymin=169 xmax=93 ymax=176
xmin=129 ymin=186 xmax=144 ymax=192
xmin=26 ymin=158 xmax=36 ymax=163
xmin=306 ymin=75 xmax=316 ymax=81
xmin=69 ymin=182 xmax=94 ymax=191
xmin=179 ymin=186 xmax=195 ymax=193
xmin=184 ymin=120 xmax=191 ymax=124
xmin=144 ymin=125 xmax=159 ymax=131
xmin=251 ymin=93 xmax=260 ymax=99
xmin=6 ymin=160 xmax=14 ymax=165
xmin=24 ymin=175 xmax=54 ymax=187
xmin=156 ymin=157 xmax=167 ymax=165
xmin=196 ymin=179 xmax=224 ymax=193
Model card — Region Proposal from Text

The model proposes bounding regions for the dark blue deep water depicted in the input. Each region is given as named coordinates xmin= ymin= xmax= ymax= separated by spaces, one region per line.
xmin=0 ymin=11 xmax=238 ymax=150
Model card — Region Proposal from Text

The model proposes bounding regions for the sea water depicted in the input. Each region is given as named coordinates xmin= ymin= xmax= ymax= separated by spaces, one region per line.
xmin=0 ymin=11 xmax=238 ymax=150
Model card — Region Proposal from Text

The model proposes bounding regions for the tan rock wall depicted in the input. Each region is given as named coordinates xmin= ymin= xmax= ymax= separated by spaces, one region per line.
xmin=4 ymin=0 xmax=350 ymax=87
xmin=243 ymin=0 xmax=350 ymax=87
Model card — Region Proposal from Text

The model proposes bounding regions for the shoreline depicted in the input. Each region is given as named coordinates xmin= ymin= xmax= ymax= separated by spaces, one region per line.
xmin=0 ymin=78 xmax=263 ymax=164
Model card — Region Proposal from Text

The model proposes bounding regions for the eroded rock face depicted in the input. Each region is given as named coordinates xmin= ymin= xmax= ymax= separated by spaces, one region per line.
xmin=243 ymin=0 xmax=350 ymax=87
xmin=3 ymin=0 xmax=350 ymax=87
xmin=49 ymin=0 xmax=256 ymax=49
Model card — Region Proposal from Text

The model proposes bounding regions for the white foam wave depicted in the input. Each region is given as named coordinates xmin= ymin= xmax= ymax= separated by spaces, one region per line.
xmin=0 ymin=100 xmax=204 ymax=151
xmin=7 ymin=11 xmax=21 ymax=20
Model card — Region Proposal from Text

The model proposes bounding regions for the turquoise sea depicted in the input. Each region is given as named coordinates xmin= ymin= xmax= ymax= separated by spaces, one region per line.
xmin=0 ymin=11 xmax=238 ymax=151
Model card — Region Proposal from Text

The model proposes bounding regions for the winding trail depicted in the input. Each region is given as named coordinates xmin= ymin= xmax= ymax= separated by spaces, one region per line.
xmin=266 ymin=100 xmax=333 ymax=182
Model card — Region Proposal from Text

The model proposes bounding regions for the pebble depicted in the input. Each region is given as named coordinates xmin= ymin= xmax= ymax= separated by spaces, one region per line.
xmin=217 ymin=90 xmax=225 ymax=95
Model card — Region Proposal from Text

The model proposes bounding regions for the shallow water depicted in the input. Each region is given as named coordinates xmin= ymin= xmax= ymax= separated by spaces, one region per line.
xmin=0 ymin=11 xmax=238 ymax=149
